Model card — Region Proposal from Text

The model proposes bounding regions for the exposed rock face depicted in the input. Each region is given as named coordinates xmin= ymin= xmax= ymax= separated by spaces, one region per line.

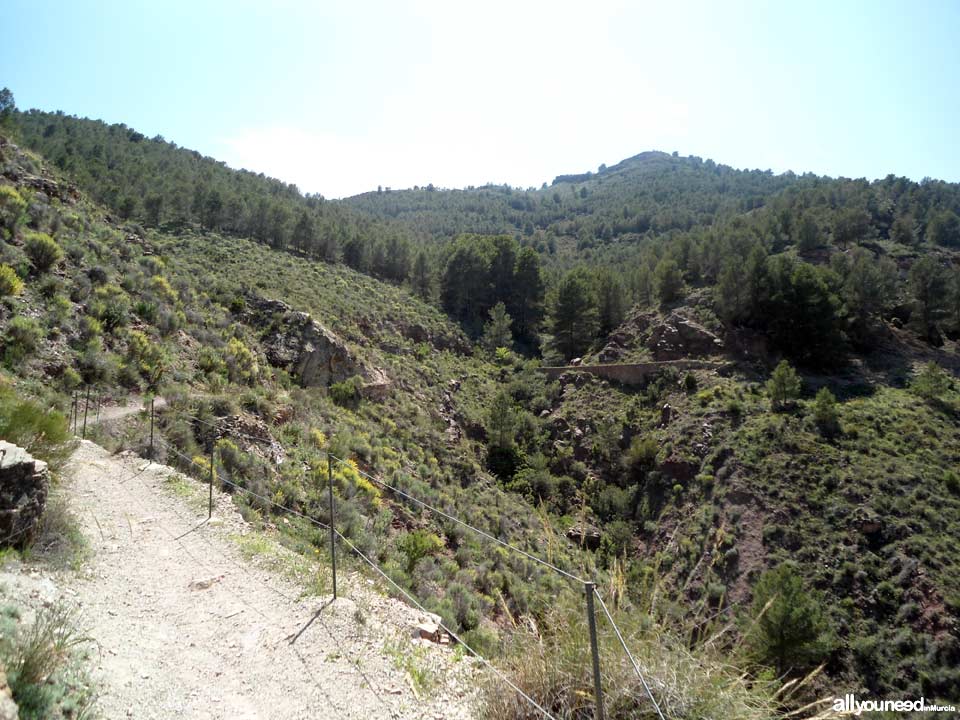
xmin=245 ymin=295 xmax=391 ymax=398
xmin=648 ymin=313 xmax=724 ymax=360
xmin=209 ymin=415 xmax=285 ymax=466
xmin=0 ymin=441 xmax=49 ymax=548
xmin=396 ymin=322 xmax=471 ymax=355
xmin=1 ymin=137 xmax=80 ymax=205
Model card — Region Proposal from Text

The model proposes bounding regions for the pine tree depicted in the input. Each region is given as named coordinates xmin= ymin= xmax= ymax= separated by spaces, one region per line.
xmin=410 ymin=250 xmax=434 ymax=301
xmin=292 ymin=211 xmax=314 ymax=255
xmin=548 ymin=268 xmax=598 ymax=361
xmin=843 ymin=248 xmax=897 ymax=343
xmin=795 ymin=212 xmax=820 ymax=253
xmin=653 ymin=257 xmax=683 ymax=305
xmin=595 ymin=268 xmax=625 ymax=336
xmin=749 ymin=563 xmax=833 ymax=675
xmin=908 ymin=255 xmax=949 ymax=340
xmin=481 ymin=302 xmax=513 ymax=352
xmin=766 ymin=360 xmax=801 ymax=410
xmin=716 ymin=258 xmax=747 ymax=323
xmin=812 ymin=387 xmax=840 ymax=436
xmin=510 ymin=247 xmax=545 ymax=342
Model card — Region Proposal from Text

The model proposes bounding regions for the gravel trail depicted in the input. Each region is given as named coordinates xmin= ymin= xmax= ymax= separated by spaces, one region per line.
xmin=8 ymin=441 xmax=478 ymax=719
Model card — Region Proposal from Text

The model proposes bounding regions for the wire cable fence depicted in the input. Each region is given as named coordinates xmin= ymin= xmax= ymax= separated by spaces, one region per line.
xmin=154 ymin=435 xmax=558 ymax=718
xmin=142 ymin=404 xmax=667 ymax=720
xmin=593 ymin=587 xmax=667 ymax=720
xmin=328 ymin=453 xmax=589 ymax=585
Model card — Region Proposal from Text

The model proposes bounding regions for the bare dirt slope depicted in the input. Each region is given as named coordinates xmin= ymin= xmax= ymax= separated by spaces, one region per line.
xmin=9 ymin=441 xmax=477 ymax=719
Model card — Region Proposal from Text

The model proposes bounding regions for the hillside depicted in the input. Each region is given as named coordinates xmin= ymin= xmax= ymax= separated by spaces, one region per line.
xmin=2 ymin=104 xmax=960 ymax=717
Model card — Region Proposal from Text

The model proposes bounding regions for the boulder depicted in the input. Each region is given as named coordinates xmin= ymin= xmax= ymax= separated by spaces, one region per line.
xmin=0 ymin=441 xmax=49 ymax=548
xmin=566 ymin=524 xmax=602 ymax=550
xmin=245 ymin=294 xmax=391 ymax=397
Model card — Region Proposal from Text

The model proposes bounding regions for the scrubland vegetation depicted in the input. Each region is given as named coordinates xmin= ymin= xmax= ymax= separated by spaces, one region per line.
xmin=2 ymin=90 xmax=959 ymax=716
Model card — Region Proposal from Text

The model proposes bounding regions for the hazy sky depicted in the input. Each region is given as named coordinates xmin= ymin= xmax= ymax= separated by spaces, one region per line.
xmin=3 ymin=0 xmax=959 ymax=197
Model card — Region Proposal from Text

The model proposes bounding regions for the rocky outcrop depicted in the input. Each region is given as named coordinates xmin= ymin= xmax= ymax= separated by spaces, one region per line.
xmin=245 ymin=295 xmax=391 ymax=398
xmin=598 ymin=313 xmax=653 ymax=363
xmin=0 ymin=441 xmax=49 ymax=548
xmin=648 ymin=313 xmax=724 ymax=360
xmin=1 ymin=137 xmax=79 ymax=205
xmin=395 ymin=321 xmax=471 ymax=355
xmin=208 ymin=415 xmax=285 ymax=466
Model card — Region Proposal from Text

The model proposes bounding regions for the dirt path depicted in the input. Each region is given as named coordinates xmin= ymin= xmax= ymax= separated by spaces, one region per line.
xmin=24 ymin=441 xmax=478 ymax=719
xmin=86 ymin=396 xmax=166 ymax=425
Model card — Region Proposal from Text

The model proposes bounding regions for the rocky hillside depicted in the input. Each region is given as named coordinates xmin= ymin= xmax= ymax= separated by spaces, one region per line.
xmin=3 ymin=115 xmax=960 ymax=714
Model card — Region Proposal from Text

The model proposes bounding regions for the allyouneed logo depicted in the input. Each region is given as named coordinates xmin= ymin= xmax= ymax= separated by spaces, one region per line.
xmin=833 ymin=694 xmax=957 ymax=715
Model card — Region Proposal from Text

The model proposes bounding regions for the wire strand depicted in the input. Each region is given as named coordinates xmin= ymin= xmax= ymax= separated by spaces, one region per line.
xmin=183 ymin=414 xmax=278 ymax=447
xmin=328 ymin=453 xmax=588 ymax=586
xmin=592 ymin=588 xmax=666 ymax=720
xmin=158 ymin=438 xmax=556 ymax=719
xmin=332 ymin=527 xmax=560 ymax=720
xmin=155 ymin=438 xmax=329 ymax=531
xmin=218 ymin=474 xmax=330 ymax=531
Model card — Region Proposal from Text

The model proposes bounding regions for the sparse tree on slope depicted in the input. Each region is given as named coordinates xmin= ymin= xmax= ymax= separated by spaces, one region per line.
xmin=749 ymin=563 xmax=834 ymax=675
xmin=767 ymin=360 xmax=801 ymax=411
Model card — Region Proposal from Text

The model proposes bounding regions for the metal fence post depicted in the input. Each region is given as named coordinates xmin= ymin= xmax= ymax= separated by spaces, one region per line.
xmin=208 ymin=442 xmax=215 ymax=519
xmin=585 ymin=582 xmax=605 ymax=720
xmin=149 ymin=398 xmax=155 ymax=457
xmin=328 ymin=453 xmax=337 ymax=600
xmin=82 ymin=386 xmax=90 ymax=439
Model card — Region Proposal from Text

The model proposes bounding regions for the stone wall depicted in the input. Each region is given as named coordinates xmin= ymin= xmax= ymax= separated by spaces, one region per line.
xmin=538 ymin=360 xmax=729 ymax=386
xmin=0 ymin=441 xmax=49 ymax=548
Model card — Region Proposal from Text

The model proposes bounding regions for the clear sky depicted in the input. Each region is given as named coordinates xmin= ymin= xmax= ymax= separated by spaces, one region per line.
xmin=3 ymin=0 xmax=959 ymax=198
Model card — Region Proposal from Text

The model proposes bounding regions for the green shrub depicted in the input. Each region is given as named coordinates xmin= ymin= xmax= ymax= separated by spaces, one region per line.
xmin=0 ymin=186 xmax=28 ymax=234
xmin=0 ymin=263 xmax=23 ymax=297
xmin=482 ymin=595 xmax=779 ymax=720
xmin=623 ymin=436 xmax=659 ymax=481
xmin=330 ymin=375 xmax=363 ymax=408
xmin=944 ymin=470 xmax=960 ymax=496
xmin=910 ymin=362 xmax=950 ymax=403
xmin=397 ymin=530 xmax=444 ymax=573
xmin=812 ymin=387 xmax=840 ymax=436
xmin=0 ymin=602 xmax=96 ymax=719
xmin=0 ymin=384 xmax=72 ymax=469
xmin=766 ymin=360 xmax=801 ymax=411
xmin=223 ymin=337 xmax=258 ymax=384
xmin=4 ymin=316 xmax=42 ymax=363
xmin=23 ymin=232 xmax=64 ymax=273
xmin=90 ymin=284 xmax=130 ymax=332
xmin=486 ymin=443 xmax=521 ymax=480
